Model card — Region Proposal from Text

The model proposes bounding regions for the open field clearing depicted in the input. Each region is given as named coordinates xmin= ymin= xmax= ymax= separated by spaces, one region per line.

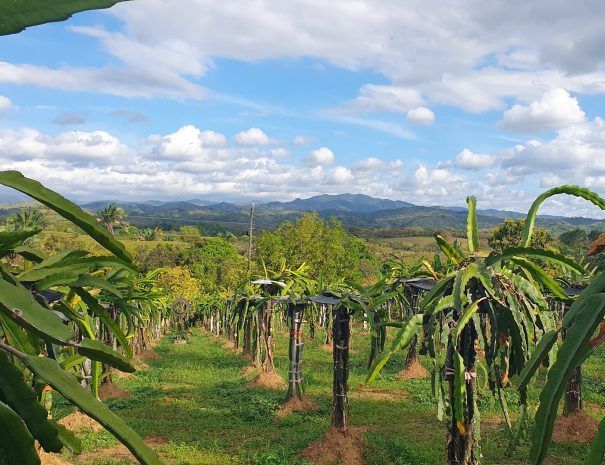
xmin=53 ymin=329 xmax=604 ymax=465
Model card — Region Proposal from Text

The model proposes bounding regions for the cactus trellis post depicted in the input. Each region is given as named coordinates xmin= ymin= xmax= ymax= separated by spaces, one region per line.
xmin=172 ymin=298 xmax=191 ymax=344
xmin=333 ymin=303 xmax=351 ymax=431
xmin=252 ymin=279 xmax=286 ymax=373
xmin=287 ymin=301 xmax=306 ymax=401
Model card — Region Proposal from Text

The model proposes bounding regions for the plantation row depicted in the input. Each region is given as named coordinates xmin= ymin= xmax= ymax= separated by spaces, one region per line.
xmin=0 ymin=170 xmax=604 ymax=465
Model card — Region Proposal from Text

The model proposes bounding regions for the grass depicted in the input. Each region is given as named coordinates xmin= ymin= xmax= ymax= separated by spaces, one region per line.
xmin=56 ymin=323 xmax=604 ymax=465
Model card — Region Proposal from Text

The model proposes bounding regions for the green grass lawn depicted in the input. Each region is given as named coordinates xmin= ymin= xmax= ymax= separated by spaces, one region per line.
xmin=56 ymin=325 xmax=604 ymax=465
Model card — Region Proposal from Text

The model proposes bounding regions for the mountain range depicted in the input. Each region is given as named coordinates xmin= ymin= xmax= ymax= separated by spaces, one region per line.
xmin=74 ymin=193 xmax=605 ymax=236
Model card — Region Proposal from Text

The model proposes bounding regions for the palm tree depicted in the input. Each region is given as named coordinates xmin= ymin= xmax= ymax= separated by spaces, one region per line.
xmin=6 ymin=206 xmax=46 ymax=231
xmin=96 ymin=203 xmax=126 ymax=234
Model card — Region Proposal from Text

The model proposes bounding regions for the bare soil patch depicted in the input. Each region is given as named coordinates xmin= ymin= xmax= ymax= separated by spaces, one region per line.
xmin=320 ymin=343 xmax=333 ymax=352
xmin=138 ymin=349 xmax=161 ymax=361
xmin=395 ymin=359 xmax=429 ymax=380
xmin=552 ymin=411 xmax=599 ymax=444
xmin=75 ymin=437 xmax=166 ymax=464
xmin=221 ymin=340 xmax=236 ymax=351
xmin=240 ymin=363 xmax=260 ymax=377
xmin=298 ymin=427 xmax=367 ymax=465
xmin=350 ymin=385 xmax=408 ymax=401
xmin=276 ymin=397 xmax=320 ymax=419
xmin=39 ymin=450 xmax=71 ymax=465
xmin=99 ymin=381 xmax=132 ymax=401
xmin=246 ymin=371 xmax=287 ymax=389
xmin=58 ymin=411 xmax=102 ymax=432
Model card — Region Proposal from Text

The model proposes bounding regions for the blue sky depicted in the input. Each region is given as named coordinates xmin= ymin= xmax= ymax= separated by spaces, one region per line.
xmin=0 ymin=1 xmax=604 ymax=217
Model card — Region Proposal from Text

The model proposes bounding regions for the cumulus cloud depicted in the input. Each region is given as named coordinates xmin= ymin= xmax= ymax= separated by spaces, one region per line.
xmin=2 ymin=0 xmax=605 ymax=119
xmin=406 ymin=107 xmax=435 ymax=125
xmin=502 ymin=117 xmax=605 ymax=176
xmin=0 ymin=128 xmax=133 ymax=165
xmin=307 ymin=147 xmax=335 ymax=165
xmin=199 ymin=130 xmax=227 ymax=147
xmin=352 ymin=157 xmax=404 ymax=172
xmin=233 ymin=127 xmax=274 ymax=146
xmin=53 ymin=113 xmax=87 ymax=126
xmin=456 ymin=148 xmax=497 ymax=170
xmin=334 ymin=85 xmax=424 ymax=114
xmin=500 ymin=88 xmax=586 ymax=133
xmin=0 ymin=120 xmax=602 ymax=216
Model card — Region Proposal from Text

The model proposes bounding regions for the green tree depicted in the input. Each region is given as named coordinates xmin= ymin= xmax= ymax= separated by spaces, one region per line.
xmin=255 ymin=212 xmax=375 ymax=285
xmin=96 ymin=202 xmax=127 ymax=234
xmin=185 ymin=237 xmax=247 ymax=293
xmin=559 ymin=228 xmax=588 ymax=261
xmin=488 ymin=218 xmax=552 ymax=253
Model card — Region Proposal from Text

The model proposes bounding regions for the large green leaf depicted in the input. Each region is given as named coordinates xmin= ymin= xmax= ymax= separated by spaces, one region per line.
xmin=16 ymin=353 xmax=161 ymax=465
xmin=511 ymin=257 xmax=569 ymax=300
xmin=466 ymin=196 xmax=480 ymax=254
xmin=0 ymin=352 xmax=62 ymax=452
xmin=0 ymin=229 xmax=41 ymax=256
xmin=0 ymin=400 xmax=40 ymax=465
xmin=0 ymin=171 xmax=132 ymax=262
xmin=434 ymin=234 xmax=464 ymax=264
xmin=522 ymin=186 xmax=605 ymax=248
xmin=0 ymin=278 xmax=74 ymax=343
xmin=516 ymin=330 xmax=559 ymax=391
xmin=486 ymin=247 xmax=585 ymax=274
xmin=367 ymin=313 xmax=424 ymax=383
xmin=0 ymin=1 xmax=130 ymax=36
xmin=76 ymin=288 xmax=132 ymax=357
xmin=530 ymin=294 xmax=605 ymax=465
xmin=585 ymin=416 xmax=605 ymax=465
xmin=77 ymin=338 xmax=135 ymax=373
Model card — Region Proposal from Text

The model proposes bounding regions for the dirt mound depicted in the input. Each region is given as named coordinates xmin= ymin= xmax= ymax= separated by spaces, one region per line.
xmin=395 ymin=359 xmax=429 ymax=380
xmin=39 ymin=450 xmax=71 ymax=465
xmin=276 ymin=397 xmax=320 ymax=419
xmin=75 ymin=437 xmax=166 ymax=464
xmin=350 ymin=385 xmax=408 ymax=401
xmin=246 ymin=371 xmax=287 ymax=389
xmin=552 ymin=411 xmax=599 ymax=444
xmin=99 ymin=381 xmax=132 ymax=400
xmin=222 ymin=340 xmax=236 ymax=350
xmin=241 ymin=364 xmax=260 ymax=377
xmin=298 ymin=427 xmax=367 ymax=465
xmin=138 ymin=349 xmax=161 ymax=361
xmin=58 ymin=411 xmax=102 ymax=432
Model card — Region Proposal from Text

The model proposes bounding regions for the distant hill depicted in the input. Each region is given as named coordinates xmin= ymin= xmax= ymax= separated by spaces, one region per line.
xmin=72 ymin=193 xmax=605 ymax=236
xmin=260 ymin=193 xmax=415 ymax=213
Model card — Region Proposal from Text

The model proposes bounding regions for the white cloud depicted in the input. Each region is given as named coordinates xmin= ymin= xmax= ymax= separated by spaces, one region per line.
xmin=540 ymin=173 xmax=561 ymax=187
xmin=334 ymin=84 xmax=424 ymax=114
xmin=3 ymin=0 xmax=605 ymax=119
xmin=456 ymin=148 xmax=497 ymax=170
xmin=269 ymin=147 xmax=289 ymax=157
xmin=352 ymin=157 xmax=404 ymax=172
xmin=307 ymin=147 xmax=335 ymax=165
xmin=233 ymin=127 xmax=274 ymax=146
xmin=0 ymin=128 xmax=133 ymax=165
xmin=199 ymin=130 xmax=227 ymax=147
xmin=406 ymin=107 xmax=435 ymax=125
xmin=328 ymin=166 xmax=354 ymax=184
xmin=0 ymin=96 xmax=11 ymax=116
xmin=0 ymin=120 xmax=603 ymax=217
xmin=500 ymin=88 xmax=586 ymax=133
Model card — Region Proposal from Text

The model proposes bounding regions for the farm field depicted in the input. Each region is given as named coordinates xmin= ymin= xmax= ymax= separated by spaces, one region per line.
xmin=54 ymin=328 xmax=605 ymax=465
